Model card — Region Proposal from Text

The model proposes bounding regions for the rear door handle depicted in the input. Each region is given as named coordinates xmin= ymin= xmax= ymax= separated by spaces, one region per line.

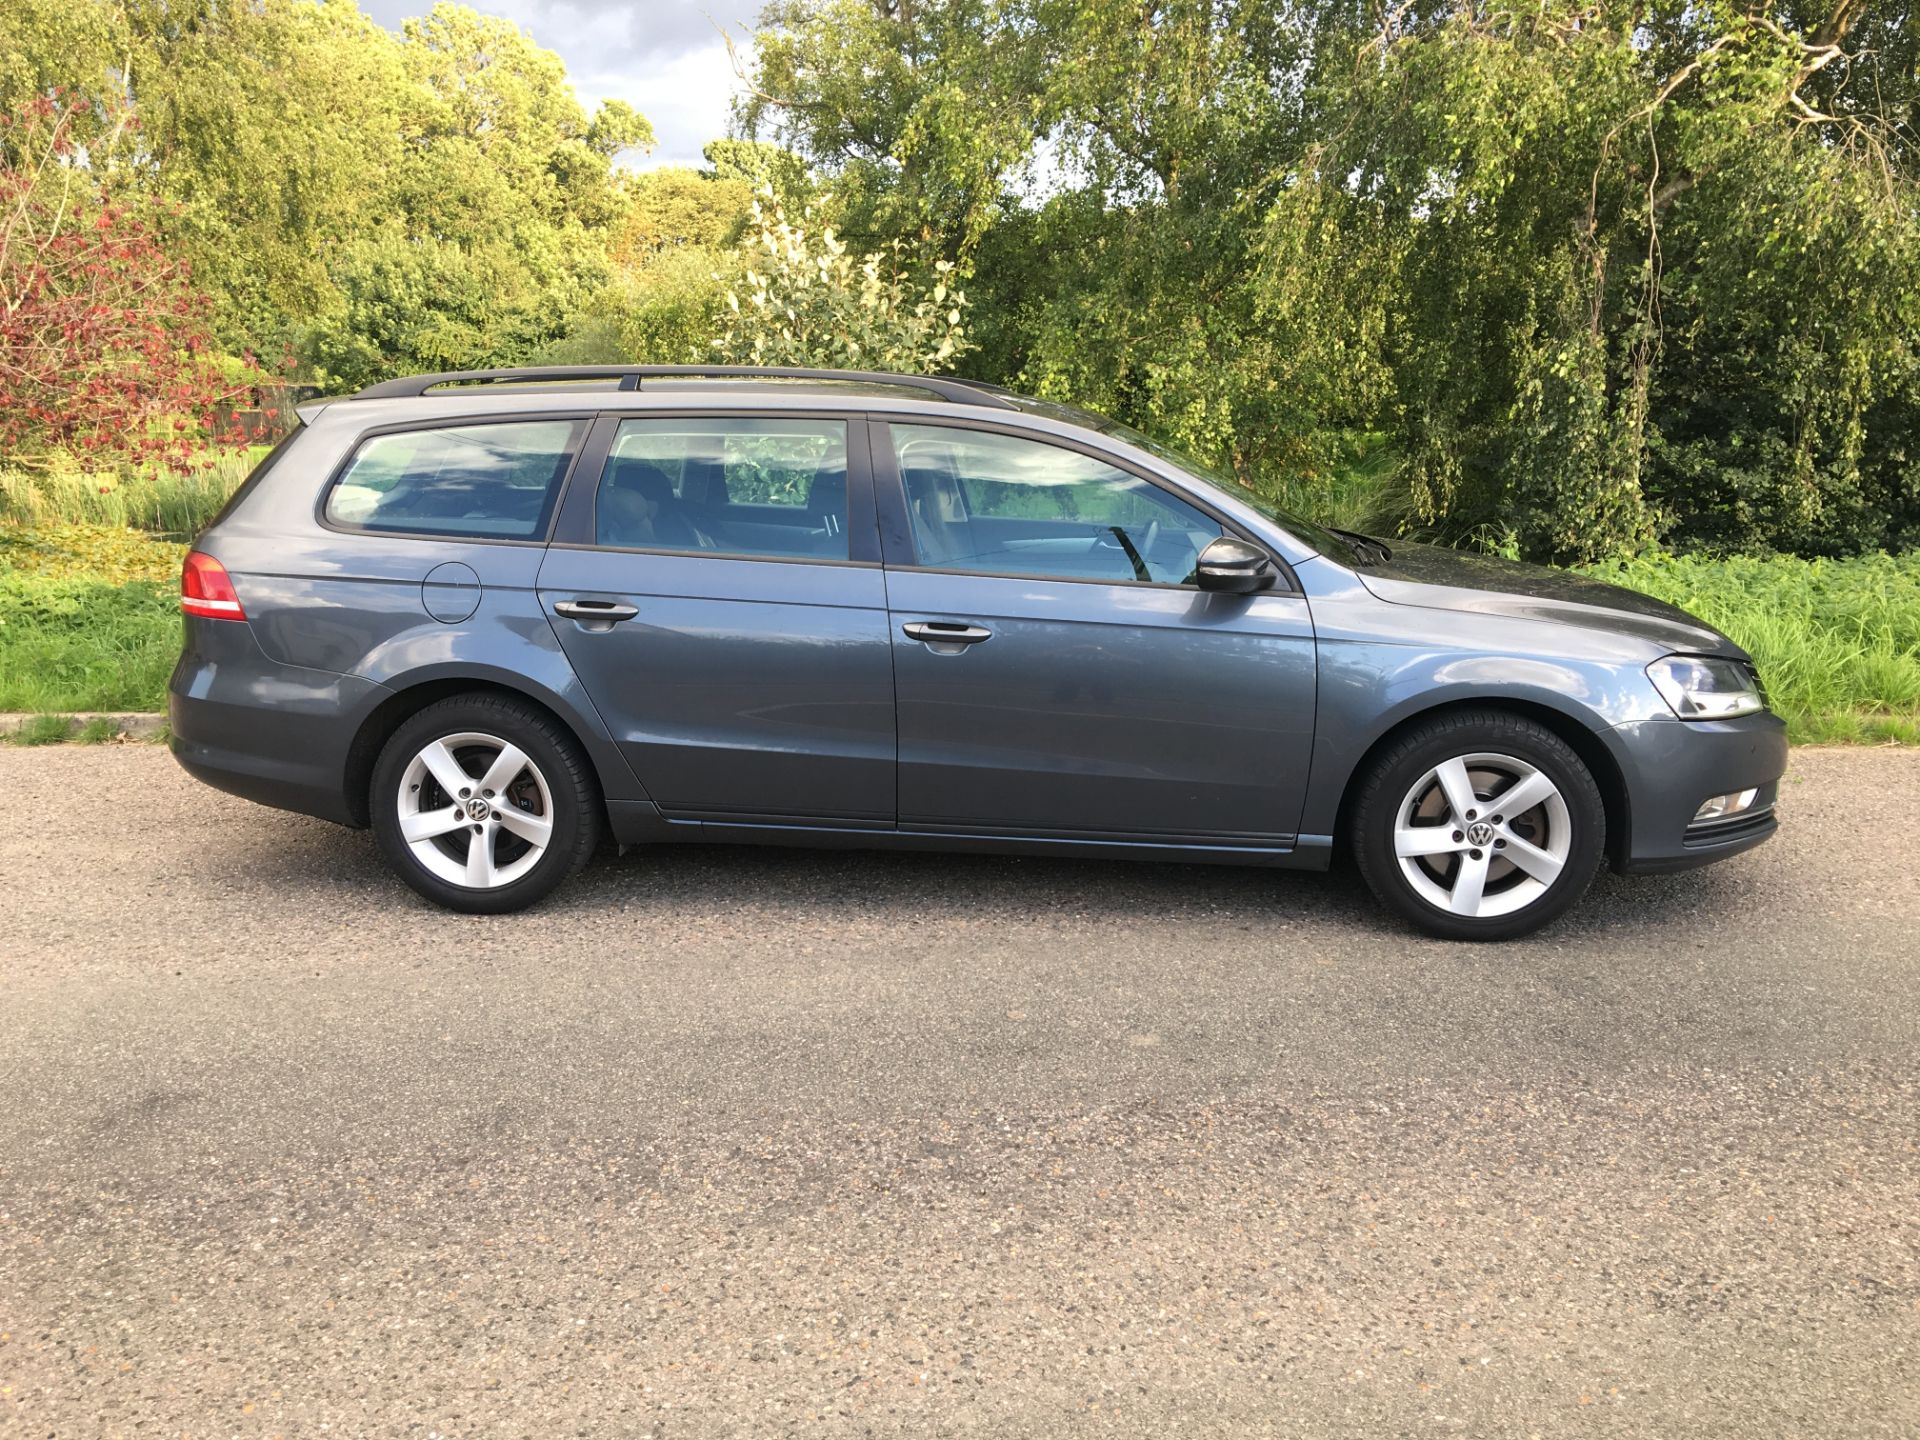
xmin=553 ymin=598 xmax=639 ymax=629
xmin=902 ymin=621 xmax=993 ymax=650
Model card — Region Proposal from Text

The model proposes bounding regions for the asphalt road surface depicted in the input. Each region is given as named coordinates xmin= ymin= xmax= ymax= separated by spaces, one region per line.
xmin=2 ymin=745 xmax=1917 ymax=1438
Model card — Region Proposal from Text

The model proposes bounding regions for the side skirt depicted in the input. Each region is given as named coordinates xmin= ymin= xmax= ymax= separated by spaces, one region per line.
xmin=605 ymin=801 xmax=1335 ymax=871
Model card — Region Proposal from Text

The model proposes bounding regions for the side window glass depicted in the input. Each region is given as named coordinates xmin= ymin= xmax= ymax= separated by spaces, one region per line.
xmin=595 ymin=418 xmax=849 ymax=559
xmin=326 ymin=420 xmax=583 ymax=539
xmin=890 ymin=424 xmax=1223 ymax=584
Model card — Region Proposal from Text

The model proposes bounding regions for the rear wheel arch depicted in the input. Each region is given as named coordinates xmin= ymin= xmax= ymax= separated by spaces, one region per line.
xmin=343 ymin=677 xmax=610 ymax=828
xmin=1332 ymin=698 xmax=1631 ymax=870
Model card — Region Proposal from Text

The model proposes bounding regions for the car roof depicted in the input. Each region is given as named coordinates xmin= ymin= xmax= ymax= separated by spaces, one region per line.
xmin=295 ymin=366 xmax=1106 ymax=431
xmin=299 ymin=384 xmax=1054 ymax=429
xmin=358 ymin=364 xmax=1017 ymax=404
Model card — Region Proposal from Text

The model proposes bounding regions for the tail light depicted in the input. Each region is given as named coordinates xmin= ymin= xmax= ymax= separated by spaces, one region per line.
xmin=181 ymin=551 xmax=246 ymax=620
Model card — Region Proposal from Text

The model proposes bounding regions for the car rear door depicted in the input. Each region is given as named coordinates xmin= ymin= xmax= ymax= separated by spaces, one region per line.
xmin=875 ymin=418 xmax=1317 ymax=846
xmin=535 ymin=411 xmax=896 ymax=826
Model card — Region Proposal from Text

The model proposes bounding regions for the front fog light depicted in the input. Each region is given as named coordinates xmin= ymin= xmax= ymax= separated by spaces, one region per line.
xmin=1693 ymin=788 xmax=1760 ymax=824
xmin=1648 ymin=654 xmax=1764 ymax=720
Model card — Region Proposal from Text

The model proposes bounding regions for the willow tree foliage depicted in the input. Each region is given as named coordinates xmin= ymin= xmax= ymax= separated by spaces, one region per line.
xmin=744 ymin=0 xmax=1324 ymax=484
xmin=743 ymin=0 xmax=1920 ymax=558
xmin=1268 ymin=0 xmax=1920 ymax=558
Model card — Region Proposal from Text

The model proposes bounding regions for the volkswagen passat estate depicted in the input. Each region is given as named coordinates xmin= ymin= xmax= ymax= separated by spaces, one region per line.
xmin=170 ymin=366 xmax=1786 ymax=939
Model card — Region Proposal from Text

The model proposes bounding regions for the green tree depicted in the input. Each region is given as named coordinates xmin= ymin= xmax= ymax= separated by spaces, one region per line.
xmin=546 ymin=247 xmax=738 ymax=366
xmin=302 ymin=1 xmax=650 ymax=382
xmin=711 ymin=195 xmax=971 ymax=370
xmin=545 ymin=166 xmax=760 ymax=366
xmin=742 ymin=0 xmax=1343 ymax=490
xmin=747 ymin=0 xmax=1920 ymax=559
xmin=1262 ymin=0 xmax=1918 ymax=559
xmin=703 ymin=138 xmax=816 ymax=208
xmin=2 ymin=0 xmax=418 ymax=352
xmin=742 ymin=0 xmax=1056 ymax=249
xmin=613 ymin=168 xmax=754 ymax=262
xmin=2 ymin=0 xmax=652 ymax=381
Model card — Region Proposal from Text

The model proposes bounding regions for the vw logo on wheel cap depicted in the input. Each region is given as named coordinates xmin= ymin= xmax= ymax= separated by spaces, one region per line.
xmin=1466 ymin=821 xmax=1496 ymax=847
xmin=465 ymin=797 xmax=490 ymax=821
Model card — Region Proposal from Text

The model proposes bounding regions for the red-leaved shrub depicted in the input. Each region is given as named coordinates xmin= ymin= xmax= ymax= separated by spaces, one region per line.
xmin=0 ymin=96 xmax=240 ymax=470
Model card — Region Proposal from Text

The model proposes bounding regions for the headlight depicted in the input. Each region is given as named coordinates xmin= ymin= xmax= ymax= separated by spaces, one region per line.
xmin=1647 ymin=655 xmax=1765 ymax=720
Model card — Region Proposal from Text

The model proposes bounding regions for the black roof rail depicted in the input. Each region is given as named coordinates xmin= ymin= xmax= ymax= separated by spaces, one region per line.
xmin=348 ymin=365 xmax=1020 ymax=409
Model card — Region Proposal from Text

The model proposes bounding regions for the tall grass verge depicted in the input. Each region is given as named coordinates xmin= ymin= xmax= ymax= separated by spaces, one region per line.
xmin=1580 ymin=552 xmax=1920 ymax=743
xmin=0 ymin=448 xmax=264 ymax=537
xmin=1252 ymin=431 xmax=1413 ymax=536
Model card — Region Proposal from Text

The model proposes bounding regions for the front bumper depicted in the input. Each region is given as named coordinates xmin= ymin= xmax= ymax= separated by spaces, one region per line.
xmin=1610 ymin=711 xmax=1789 ymax=874
xmin=168 ymin=617 xmax=389 ymax=826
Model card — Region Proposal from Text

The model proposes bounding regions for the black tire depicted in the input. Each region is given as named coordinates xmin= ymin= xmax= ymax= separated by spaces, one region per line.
xmin=1351 ymin=710 xmax=1605 ymax=941
xmin=370 ymin=693 xmax=601 ymax=914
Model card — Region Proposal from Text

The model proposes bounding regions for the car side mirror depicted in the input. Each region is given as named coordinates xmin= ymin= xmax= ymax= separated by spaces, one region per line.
xmin=1194 ymin=536 xmax=1277 ymax=594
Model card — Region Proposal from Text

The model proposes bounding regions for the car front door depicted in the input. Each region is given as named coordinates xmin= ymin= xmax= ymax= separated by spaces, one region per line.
xmin=876 ymin=419 xmax=1317 ymax=845
xmin=536 ymin=412 xmax=896 ymax=825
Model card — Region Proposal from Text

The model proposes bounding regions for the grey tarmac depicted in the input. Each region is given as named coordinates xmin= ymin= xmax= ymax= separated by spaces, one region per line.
xmin=1 ymin=745 xmax=1916 ymax=1437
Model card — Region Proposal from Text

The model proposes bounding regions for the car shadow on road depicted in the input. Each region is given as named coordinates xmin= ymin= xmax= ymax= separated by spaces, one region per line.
xmin=223 ymin=805 xmax=1743 ymax=943
xmin=554 ymin=827 xmax=1737 ymax=943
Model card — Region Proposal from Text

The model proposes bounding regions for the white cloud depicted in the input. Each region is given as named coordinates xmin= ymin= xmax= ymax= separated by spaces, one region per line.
xmin=358 ymin=0 xmax=759 ymax=170
xmin=581 ymin=32 xmax=749 ymax=170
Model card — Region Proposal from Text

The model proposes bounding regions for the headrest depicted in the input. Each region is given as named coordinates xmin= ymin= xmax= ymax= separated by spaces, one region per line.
xmin=606 ymin=455 xmax=677 ymax=505
xmin=904 ymin=464 xmax=965 ymax=523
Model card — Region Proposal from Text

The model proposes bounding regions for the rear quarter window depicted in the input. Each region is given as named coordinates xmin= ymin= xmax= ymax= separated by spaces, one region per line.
xmin=325 ymin=419 xmax=585 ymax=539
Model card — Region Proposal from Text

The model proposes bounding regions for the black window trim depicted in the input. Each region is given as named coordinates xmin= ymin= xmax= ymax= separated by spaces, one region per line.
xmin=867 ymin=414 xmax=1300 ymax=594
xmin=315 ymin=410 xmax=597 ymax=547
xmin=549 ymin=408 xmax=881 ymax=567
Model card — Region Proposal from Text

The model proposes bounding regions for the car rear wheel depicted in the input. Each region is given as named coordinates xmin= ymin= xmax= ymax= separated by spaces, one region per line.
xmin=1352 ymin=711 xmax=1605 ymax=940
xmin=371 ymin=694 xmax=600 ymax=914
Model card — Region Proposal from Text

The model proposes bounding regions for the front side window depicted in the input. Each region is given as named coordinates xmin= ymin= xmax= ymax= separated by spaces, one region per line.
xmin=594 ymin=418 xmax=849 ymax=560
xmin=890 ymin=424 xmax=1223 ymax=584
xmin=326 ymin=419 xmax=583 ymax=539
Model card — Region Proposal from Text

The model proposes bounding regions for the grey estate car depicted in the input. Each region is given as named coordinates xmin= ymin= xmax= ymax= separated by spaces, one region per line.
xmin=170 ymin=365 xmax=1787 ymax=939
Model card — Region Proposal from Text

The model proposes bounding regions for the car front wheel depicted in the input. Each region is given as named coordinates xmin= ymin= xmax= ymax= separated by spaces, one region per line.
xmin=1352 ymin=711 xmax=1605 ymax=940
xmin=371 ymin=694 xmax=600 ymax=914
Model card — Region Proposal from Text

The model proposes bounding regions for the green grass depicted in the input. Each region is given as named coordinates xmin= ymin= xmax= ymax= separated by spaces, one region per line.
xmin=1580 ymin=552 xmax=1920 ymax=744
xmin=1254 ymin=430 xmax=1413 ymax=536
xmin=73 ymin=715 xmax=122 ymax=744
xmin=0 ymin=527 xmax=185 ymax=714
xmin=0 ymin=579 xmax=181 ymax=713
xmin=0 ymin=448 xmax=264 ymax=537
xmin=6 ymin=713 xmax=77 ymax=745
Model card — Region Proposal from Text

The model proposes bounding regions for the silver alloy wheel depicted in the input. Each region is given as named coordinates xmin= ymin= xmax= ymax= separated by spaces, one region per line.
xmin=1392 ymin=751 xmax=1571 ymax=919
xmin=396 ymin=731 xmax=555 ymax=889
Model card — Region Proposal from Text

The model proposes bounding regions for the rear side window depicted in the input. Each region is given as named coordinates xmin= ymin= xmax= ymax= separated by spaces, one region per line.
xmin=593 ymin=418 xmax=849 ymax=560
xmin=326 ymin=419 xmax=585 ymax=539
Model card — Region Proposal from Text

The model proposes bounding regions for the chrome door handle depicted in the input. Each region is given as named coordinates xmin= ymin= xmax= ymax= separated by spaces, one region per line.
xmin=553 ymin=599 xmax=639 ymax=628
xmin=902 ymin=621 xmax=993 ymax=650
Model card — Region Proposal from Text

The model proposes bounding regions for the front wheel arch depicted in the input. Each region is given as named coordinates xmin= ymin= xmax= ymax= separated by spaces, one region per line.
xmin=1333 ymin=698 xmax=1631 ymax=871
